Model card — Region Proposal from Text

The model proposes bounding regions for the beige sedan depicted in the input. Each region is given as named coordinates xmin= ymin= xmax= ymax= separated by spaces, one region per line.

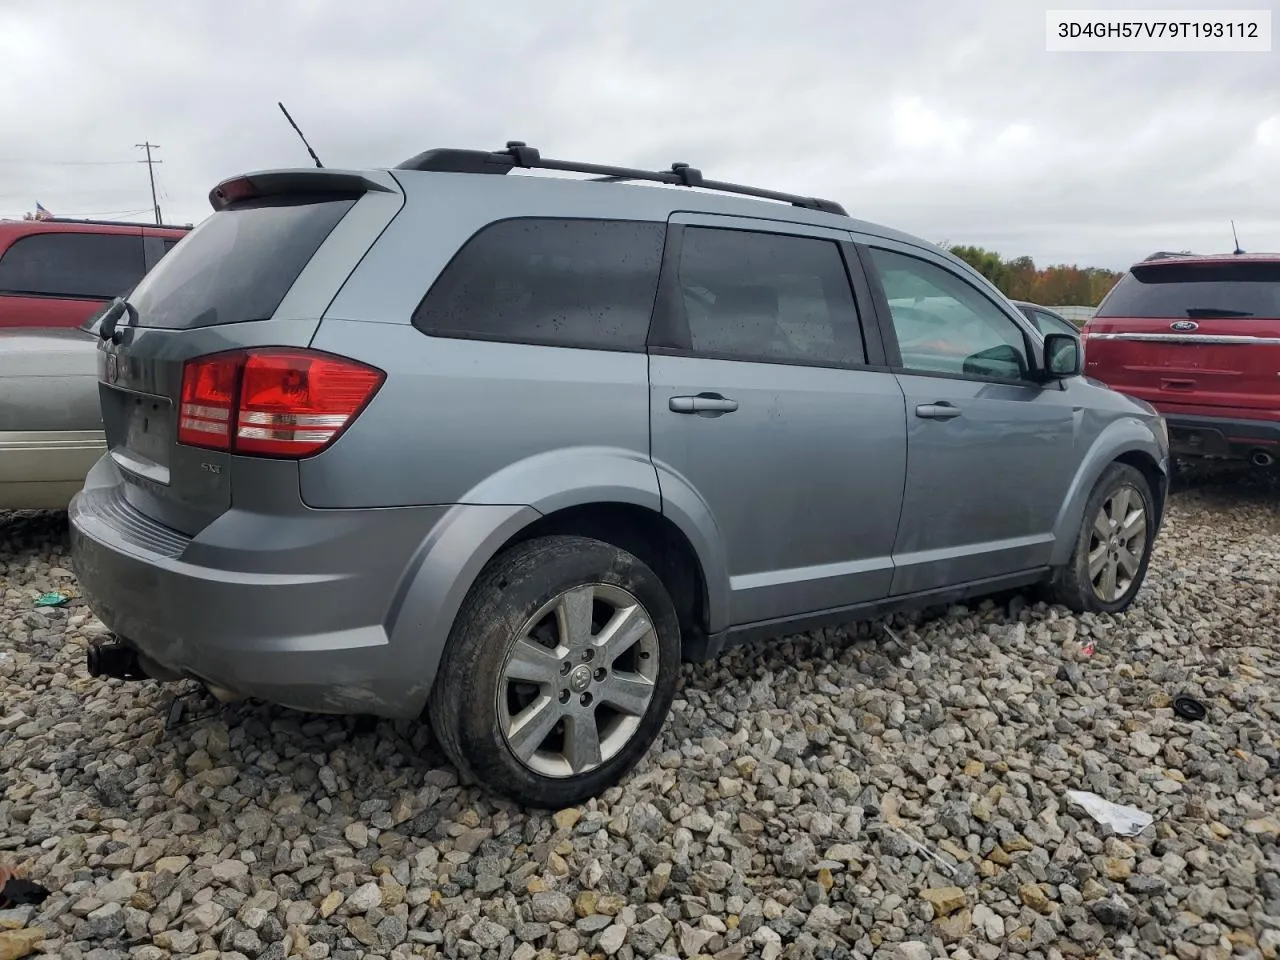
xmin=0 ymin=327 xmax=105 ymax=510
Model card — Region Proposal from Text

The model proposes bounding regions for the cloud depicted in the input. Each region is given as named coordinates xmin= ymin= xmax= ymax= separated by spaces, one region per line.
xmin=0 ymin=0 xmax=1277 ymax=268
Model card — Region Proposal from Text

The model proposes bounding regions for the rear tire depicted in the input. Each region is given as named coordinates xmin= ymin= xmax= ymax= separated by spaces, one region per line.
xmin=427 ymin=535 xmax=681 ymax=808
xmin=1047 ymin=462 xmax=1156 ymax=614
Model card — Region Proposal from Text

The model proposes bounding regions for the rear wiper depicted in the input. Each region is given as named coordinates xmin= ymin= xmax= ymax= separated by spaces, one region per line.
xmin=1185 ymin=307 xmax=1254 ymax=318
xmin=98 ymin=297 xmax=138 ymax=344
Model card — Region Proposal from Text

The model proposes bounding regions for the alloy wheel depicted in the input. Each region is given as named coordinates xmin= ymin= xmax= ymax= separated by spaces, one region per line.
xmin=1088 ymin=484 xmax=1147 ymax=602
xmin=496 ymin=582 xmax=660 ymax=778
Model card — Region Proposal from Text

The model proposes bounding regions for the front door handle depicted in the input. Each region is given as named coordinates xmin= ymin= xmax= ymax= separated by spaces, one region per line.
xmin=670 ymin=394 xmax=739 ymax=415
xmin=915 ymin=402 xmax=961 ymax=420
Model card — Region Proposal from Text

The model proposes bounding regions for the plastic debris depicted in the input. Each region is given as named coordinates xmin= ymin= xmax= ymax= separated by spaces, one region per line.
xmin=870 ymin=804 xmax=958 ymax=878
xmin=892 ymin=827 xmax=958 ymax=878
xmin=1065 ymin=790 xmax=1154 ymax=836
xmin=1172 ymin=695 xmax=1207 ymax=722
xmin=1080 ymin=642 xmax=1095 ymax=657
xmin=34 ymin=592 xmax=69 ymax=608
xmin=0 ymin=862 xmax=51 ymax=909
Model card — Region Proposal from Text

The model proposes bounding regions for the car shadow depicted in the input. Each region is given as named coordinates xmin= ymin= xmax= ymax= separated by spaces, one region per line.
xmin=1171 ymin=460 xmax=1280 ymax=526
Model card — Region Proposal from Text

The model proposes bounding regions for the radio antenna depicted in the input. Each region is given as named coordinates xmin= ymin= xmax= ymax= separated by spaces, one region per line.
xmin=1231 ymin=219 xmax=1244 ymax=255
xmin=277 ymin=102 xmax=324 ymax=169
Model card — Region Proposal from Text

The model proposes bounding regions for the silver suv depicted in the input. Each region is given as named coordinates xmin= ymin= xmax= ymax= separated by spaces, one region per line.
xmin=70 ymin=143 xmax=1169 ymax=806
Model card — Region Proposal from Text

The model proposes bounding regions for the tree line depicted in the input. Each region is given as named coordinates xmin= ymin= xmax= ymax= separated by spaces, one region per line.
xmin=943 ymin=244 xmax=1123 ymax=307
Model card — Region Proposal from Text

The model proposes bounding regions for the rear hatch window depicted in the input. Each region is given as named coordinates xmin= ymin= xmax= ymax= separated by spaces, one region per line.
xmin=1097 ymin=261 xmax=1280 ymax=320
xmin=127 ymin=195 xmax=357 ymax=329
xmin=1087 ymin=260 xmax=1280 ymax=412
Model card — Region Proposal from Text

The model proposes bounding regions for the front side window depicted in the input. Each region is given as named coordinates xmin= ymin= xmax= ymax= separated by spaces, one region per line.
xmin=414 ymin=218 xmax=665 ymax=351
xmin=0 ymin=232 xmax=146 ymax=299
xmin=677 ymin=227 xmax=866 ymax=366
xmin=869 ymin=248 xmax=1030 ymax=380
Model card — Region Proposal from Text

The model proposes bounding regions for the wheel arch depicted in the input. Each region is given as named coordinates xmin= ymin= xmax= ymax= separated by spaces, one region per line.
xmin=502 ymin=501 xmax=714 ymax=660
xmin=1050 ymin=421 xmax=1168 ymax=567
xmin=387 ymin=453 xmax=728 ymax=713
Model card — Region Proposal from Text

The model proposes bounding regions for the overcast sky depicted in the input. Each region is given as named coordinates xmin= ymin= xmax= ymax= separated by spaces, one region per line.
xmin=1 ymin=0 xmax=1276 ymax=270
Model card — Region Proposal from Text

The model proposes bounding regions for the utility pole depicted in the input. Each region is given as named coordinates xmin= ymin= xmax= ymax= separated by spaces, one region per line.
xmin=136 ymin=142 xmax=162 ymax=224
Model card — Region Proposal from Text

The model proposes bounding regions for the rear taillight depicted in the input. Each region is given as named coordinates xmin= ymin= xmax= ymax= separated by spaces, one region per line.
xmin=178 ymin=348 xmax=384 ymax=458
xmin=178 ymin=354 xmax=240 ymax=448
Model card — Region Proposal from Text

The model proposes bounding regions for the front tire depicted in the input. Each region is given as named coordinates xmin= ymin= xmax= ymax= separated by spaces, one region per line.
xmin=1048 ymin=462 xmax=1156 ymax=614
xmin=428 ymin=535 xmax=681 ymax=808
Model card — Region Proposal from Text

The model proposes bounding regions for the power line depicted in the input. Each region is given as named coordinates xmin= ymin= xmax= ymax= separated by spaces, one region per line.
xmin=0 ymin=158 xmax=137 ymax=166
xmin=72 ymin=207 xmax=155 ymax=219
xmin=136 ymin=142 xmax=163 ymax=225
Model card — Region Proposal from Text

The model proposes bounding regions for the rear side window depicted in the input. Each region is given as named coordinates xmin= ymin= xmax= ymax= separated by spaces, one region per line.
xmin=0 ymin=232 xmax=146 ymax=299
xmin=1035 ymin=309 xmax=1078 ymax=337
xmin=676 ymin=227 xmax=866 ymax=366
xmin=1097 ymin=261 xmax=1280 ymax=319
xmin=126 ymin=196 xmax=356 ymax=329
xmin=414 ymin=218 xmax=665 ymax=351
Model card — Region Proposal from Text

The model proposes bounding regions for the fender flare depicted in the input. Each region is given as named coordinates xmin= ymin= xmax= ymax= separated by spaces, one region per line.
xmin=1049 ymin=416 xmax=1168 ymax=567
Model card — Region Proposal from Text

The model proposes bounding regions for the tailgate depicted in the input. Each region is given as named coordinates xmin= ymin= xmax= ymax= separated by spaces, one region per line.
xmin=95 ymin=169 xmax=404 ymax=535
xmin=1085 ymin=259 xmax=1280 ymax=413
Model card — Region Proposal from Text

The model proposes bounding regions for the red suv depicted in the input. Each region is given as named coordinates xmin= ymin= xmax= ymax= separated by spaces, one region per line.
xmin=0 ymin=217 xmax=190 ymax=329
xmin=1083 ymin=253 xmax=1280 ymax=466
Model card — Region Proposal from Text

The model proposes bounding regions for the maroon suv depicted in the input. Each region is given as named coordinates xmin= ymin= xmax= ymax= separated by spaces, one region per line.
xmin=0 ymin=217 xmax=190 ymax=329
xmin=1082 ymin=253 xmax=1280 ymax=466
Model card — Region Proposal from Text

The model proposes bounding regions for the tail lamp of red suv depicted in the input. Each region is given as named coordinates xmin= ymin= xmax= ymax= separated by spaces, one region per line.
xmin=178 ymin=348 xmax=385 ymax=457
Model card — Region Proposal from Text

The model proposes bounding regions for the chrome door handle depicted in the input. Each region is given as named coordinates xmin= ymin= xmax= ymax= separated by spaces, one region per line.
xmin=669 ymin=394 xmax=739 ymax=415
xmin=915 ymin=402 xmax=961 ymax=420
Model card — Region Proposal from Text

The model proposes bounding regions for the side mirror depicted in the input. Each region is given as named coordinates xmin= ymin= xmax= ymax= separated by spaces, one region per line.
xmin=962 ymin=343 xmax=1027 ymax=380
xmin=1043 ymin=332 xmax=1083 ymax=379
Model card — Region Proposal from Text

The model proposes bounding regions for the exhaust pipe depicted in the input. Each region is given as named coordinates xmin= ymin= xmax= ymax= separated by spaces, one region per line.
xmin=1251 ymin=449 xmax=1274 ymax=467
xmin=86 ymin=641 xmax=149 ymax=681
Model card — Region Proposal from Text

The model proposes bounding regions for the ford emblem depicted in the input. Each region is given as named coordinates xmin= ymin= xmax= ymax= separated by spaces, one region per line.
xmin=1170 ymin=320 xmax=1199 ymax=332
xmin=105 ymin=353 xmax=119 ymax=383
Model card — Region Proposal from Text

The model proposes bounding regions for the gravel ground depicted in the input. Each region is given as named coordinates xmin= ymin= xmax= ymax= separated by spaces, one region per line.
xmin=1 ymin=464 xmax=1278 ymax=960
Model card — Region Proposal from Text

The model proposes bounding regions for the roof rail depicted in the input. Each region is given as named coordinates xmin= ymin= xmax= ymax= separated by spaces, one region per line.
xmin=37 ymin=216 xmax=193 ymax=231
xmin=1142 ymin=250 xmax=1195 ymax=261
xmin=394 ymin=141 xmax=848 ymax=216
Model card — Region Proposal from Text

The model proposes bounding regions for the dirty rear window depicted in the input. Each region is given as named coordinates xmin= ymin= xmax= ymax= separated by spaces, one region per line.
xmin=413 ymin=218 xmax=665 ymax=351
xmin=126 ymin=195 xmax=356 ymax=329
xmin=1096 ymin=261 xmax=1280 ymax=319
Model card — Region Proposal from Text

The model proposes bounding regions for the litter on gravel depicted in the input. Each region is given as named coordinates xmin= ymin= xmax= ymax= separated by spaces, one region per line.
xmin=1064 ymin=790 xmax=1155 ymax=837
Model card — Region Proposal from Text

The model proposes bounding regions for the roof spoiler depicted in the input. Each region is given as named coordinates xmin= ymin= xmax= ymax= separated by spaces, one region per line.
xmin=208 ymin=170 xmax=394 ymax=211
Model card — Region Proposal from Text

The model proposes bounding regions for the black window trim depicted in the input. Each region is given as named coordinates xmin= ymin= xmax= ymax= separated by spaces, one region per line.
xmin=410 ymin=214 xmax=666 ymax=355
xmin=855 ymin=242 xmax=1051 ymax=387
xmin=142 ymin=234 xmax=170 ymax=272
xmin=0 ymin=231 xmax=148 ymax=301
xmin=0 ymin=288 xmax=109 ymax=303
xmin=647 ymin=222 xmax=889 ymax=372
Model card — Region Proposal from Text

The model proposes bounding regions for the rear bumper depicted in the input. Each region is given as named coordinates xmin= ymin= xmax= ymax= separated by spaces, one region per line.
xmin=68 ymin=457 xmax=455 ymax=718
xmin=1163 ymin=412 xmax=1280 ymax=460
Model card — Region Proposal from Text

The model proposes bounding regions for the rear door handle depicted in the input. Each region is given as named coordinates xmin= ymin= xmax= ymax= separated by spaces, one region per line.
xmin=915 ymin=402 xmax=961 ymax=420
xmin=669 ymin=394 xmax=739 ymax=415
